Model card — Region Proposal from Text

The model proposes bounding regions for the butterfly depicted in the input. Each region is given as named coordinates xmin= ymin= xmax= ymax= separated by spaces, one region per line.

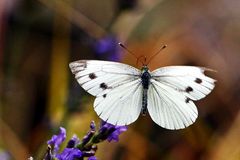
xmin=69 ymin=45 xmax=216 ymax=130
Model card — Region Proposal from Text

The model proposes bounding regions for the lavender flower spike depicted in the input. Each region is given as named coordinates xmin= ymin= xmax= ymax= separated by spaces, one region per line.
xmin=90 ymin=121 xmax=96 ymax=131
xmin=56 ymin=148 xmax=82 ymax=160
xmin=47 ymin=127 xmax=66 ymax=155
xmin=88 ymin=156 xmax=97 ymax=160
xmin=99 ymin=121 xmax=127 ymax=142
xmin=40 ymin=121 xmax=127 ymax=160
xmin=107 ymin=125 xmax=127 ymax=142
xmin=66 ymin=135 xmax=80 ymax=148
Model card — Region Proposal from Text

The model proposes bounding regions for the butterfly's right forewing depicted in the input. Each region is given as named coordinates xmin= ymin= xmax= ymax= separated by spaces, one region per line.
xmin=69 ymin=60 xmax=141 ymax=97
xmin=69 ymin=60 xmax=142 ymax=125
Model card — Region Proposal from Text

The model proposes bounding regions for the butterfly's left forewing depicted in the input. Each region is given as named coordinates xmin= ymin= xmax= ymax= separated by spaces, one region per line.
xmin=69 ymin=60 xmax=142 ymax=125
xmin=151 ymin=66 xmax=216 ymax=101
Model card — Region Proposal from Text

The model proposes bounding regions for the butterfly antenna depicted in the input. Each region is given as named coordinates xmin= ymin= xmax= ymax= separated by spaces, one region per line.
xmin=136 ymin=55 xmax=145 ymax=66
xmin=147 ymin=44 xmax=167 ymax=65
xmin=118 ymin=43 xmax=139 ymax=60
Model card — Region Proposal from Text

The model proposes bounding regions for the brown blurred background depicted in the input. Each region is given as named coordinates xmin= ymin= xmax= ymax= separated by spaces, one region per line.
xmin=0 ymin=0 xmax=240 ymax=159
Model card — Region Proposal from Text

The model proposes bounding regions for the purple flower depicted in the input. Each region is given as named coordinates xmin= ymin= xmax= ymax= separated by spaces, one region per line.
xmin=43 ymin=145 xmax=53 ymax=160
xmin=94 ymin=35 xmax=121 ymax=61
xmin=90 ymin=121 xmax=96 ymax=131
xmin=107 ymin=125 xmax=127 ymax=142
xmin=41 ymin=121 xmax=127 ymax=160
xmin=0 ymin=150 xmax=10 ymax=160
xmin=88 ymin=156 xmax=97 ymax=160
xmin=56 ymin=148 xmax=82 ymax=160
xmin=99 ymin=121 xmax=127 ymax=142
xmin=47 ymin=127 xmax=66 ymax=155
xmin=82 ymin=130 xmax=95 ymax=146
xmin=66 ymin=135 xmax=80 ymax=148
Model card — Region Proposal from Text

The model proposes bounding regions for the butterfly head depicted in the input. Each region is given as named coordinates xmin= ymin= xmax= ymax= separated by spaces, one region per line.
xmin=141 ymin=65 xmax=149 ymax=73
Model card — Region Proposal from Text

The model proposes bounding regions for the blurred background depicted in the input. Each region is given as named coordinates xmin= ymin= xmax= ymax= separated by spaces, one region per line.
xmin=0 ymin=0 xmax=240 ymax=159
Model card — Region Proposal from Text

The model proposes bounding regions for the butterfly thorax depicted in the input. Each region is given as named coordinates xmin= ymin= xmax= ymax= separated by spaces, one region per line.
xmin=141 ymin=66 xmax=151 ymax=89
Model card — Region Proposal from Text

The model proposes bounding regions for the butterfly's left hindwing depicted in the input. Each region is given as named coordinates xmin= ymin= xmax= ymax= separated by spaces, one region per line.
xmin=148 ymin=79 xmax=198 ymax=129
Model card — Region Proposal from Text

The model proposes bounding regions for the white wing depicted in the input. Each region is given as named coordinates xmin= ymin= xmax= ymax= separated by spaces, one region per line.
xmin=151 ymin=66 xmax=216 ymax=101
xmin=69 ymin=60 xmax=141 ymax=96
xmin=148 ymin=79 xmax=198 ymax=130
xmin=148 ymin=66 xmax=216 ymax=130
xmin=69 ymin=60 xmax=142 ymax=125
xmin=94 ymin=79 xmax=142 ymax=125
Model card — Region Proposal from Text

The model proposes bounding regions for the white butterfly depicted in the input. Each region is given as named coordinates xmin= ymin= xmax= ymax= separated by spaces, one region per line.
xmin=69 ymin=53 xmax=216 ymax=130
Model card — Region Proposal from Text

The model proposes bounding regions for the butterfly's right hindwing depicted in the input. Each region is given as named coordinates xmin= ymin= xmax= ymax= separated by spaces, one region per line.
xmin=94 ymin=79 xmax=143 ymax=125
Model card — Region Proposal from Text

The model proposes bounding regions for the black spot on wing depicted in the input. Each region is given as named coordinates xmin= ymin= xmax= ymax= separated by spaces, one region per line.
xmin=103 ymin=94 xmax=107 ymax=98
xmin=195 ymin=78 xmax=202 ymax=84
xmin=186 ymin=86 xmax=193 ymax=93
xmin=100 ymin=83 xmax=108 ymax=90
xmin=185 ymin=98 xmax=191 ymax=103
xmin=89 ymin=73 xmax=97 ymax=79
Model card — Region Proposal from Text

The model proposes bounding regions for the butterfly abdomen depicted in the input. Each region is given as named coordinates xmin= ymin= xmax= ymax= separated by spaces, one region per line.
xmin=141 ymin=68 xmax=151 ymax=115
xmin=142 ymin=89 xmax=148 ymax=115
